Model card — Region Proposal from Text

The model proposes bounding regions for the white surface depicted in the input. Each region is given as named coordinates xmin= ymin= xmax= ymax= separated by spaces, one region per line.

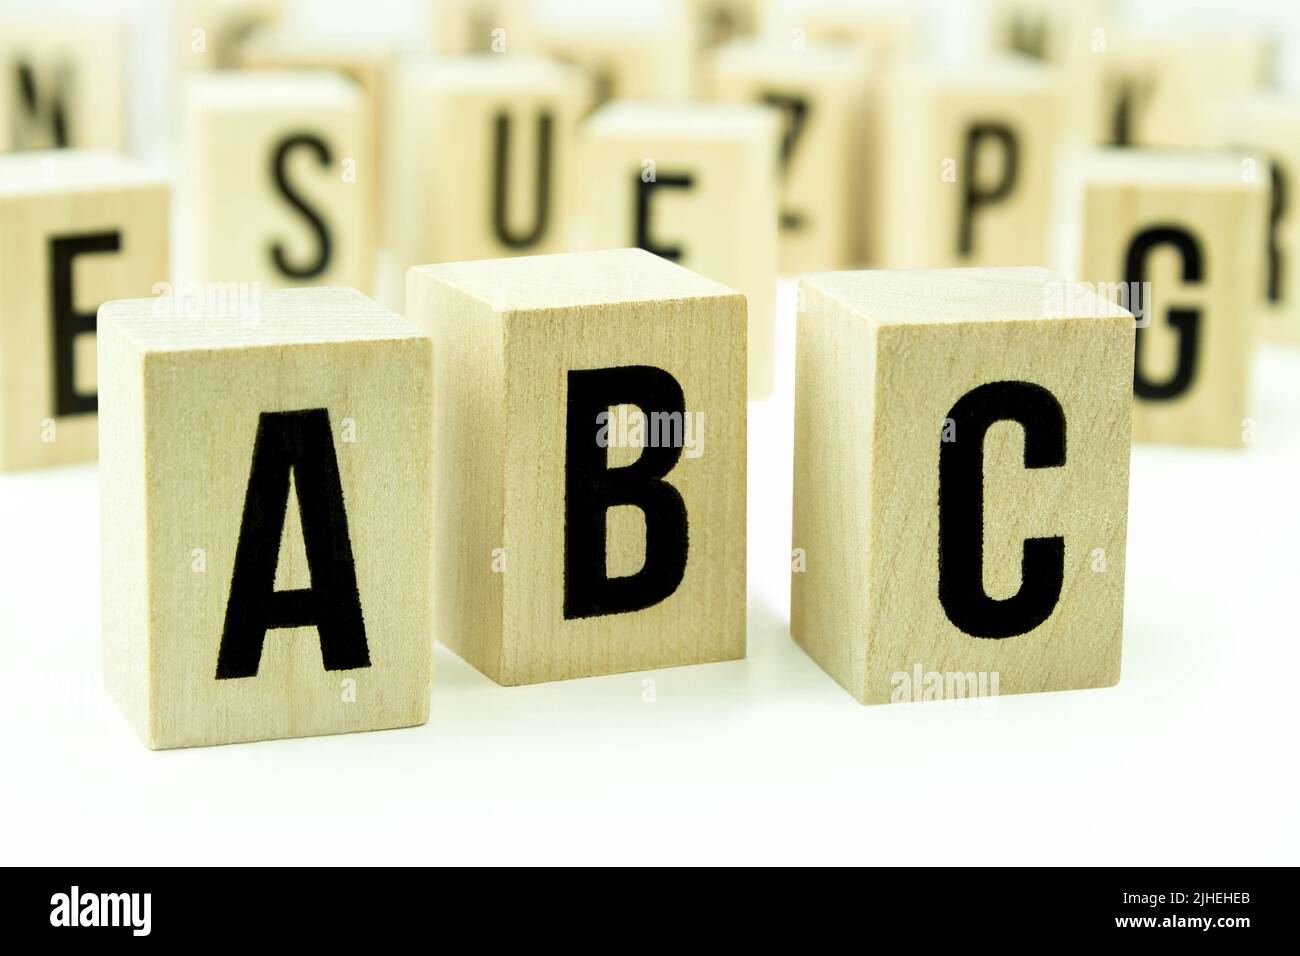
xmin=2 ymin=280 xmax=1298 ymax=866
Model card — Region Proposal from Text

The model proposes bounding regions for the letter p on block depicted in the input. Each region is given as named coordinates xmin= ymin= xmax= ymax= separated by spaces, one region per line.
xmin=791 ymin=268 xmax=1134 ymax=704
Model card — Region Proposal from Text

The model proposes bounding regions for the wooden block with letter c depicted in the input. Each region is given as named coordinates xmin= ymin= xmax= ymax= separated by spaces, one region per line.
xmin=0 ymin=150 xmax=168 ymax=471
xmin=878 ymin=59 xmax=1063 ymax=270
xmin=581 ymin=101 xmax=778 ymax=398
xmin=791 ymin=267 xmax=1134 ymax=704
xmin=99 ymin=287 xmax=433 ymax=749
xmin=184 ymin=71 xmax=373 ymax=293
xmin=406 ymin=248 xmax=746 ymax=686
xmin=1070 ymin=149 xmax=1267 ymax=447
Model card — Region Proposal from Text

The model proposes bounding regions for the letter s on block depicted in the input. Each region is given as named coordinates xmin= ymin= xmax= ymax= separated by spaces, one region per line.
xmin=937 ymin=380 xmax=1065 ymax=638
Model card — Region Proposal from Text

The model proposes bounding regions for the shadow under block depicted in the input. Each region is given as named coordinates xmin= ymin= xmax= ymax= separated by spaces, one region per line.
xmin=0 ymin=10 xmax=125 ymax=151
xmin=879 ymin=60 xmax=1063 ymax=270
xmin=406 ymin=248 xmax=746 ymax=686
xmin=389 ymin=56 xmax=586 ymax=275
xmin=99 ymin=288 xmax=433 ymax=749
xmin=1206 ymin=94 xmax=1300 ymax=346
xmin=791 ymin=268 xmax=1134 ymax=705
xmin=581 ymin=101 xmax=778 ymax=398
xmin=707 ymin=40 xmax=868 ymax=274
xmin=1071 ymin=150 xmax=1266 ymax=447
xmin=0 ymin=151 xmax=169 ymax=471
xmin=185 ymin=72 xmax=373 ymax=292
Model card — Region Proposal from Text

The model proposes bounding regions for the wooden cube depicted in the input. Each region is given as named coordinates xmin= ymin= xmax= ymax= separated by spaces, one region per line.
xmin=388 ymin=55 xmax=586 ymax=289
xmin=581 ymin=101 xmax=778 ymax=397
xmin=185 ymin=72 xmax=373 ymax=293
xmin=99 ymin=287 xmax=433 ymax=749
xmin=1097 ymin=29 xmax=1268 ymax=148
xmin=987 ymin=0 xmax=1104 ymax=147
xmin=1070 ymin=149 xmax=1267 ymax=447
xmin=1205 ymin=93 xmax=1300 ymax=347
xmin=878 ymin=59 xmax=1063 ymax=269
xmin=0 ymin=151 xmax=168 ymax=471
xmin=174 ymin=0 xmax=284 ymax=72
xmin=0 ymin=10 xmax=124 ymax=151
xmin=791 ymin=267 xmax=1134 ymax=704
xmin=430 ymin=0 xmax=530 ymax=54
xmin=690 ymin=0 xmax=766 ymax=51
xmin=706 ymin=40 xmax=868 ymax=273
xmin=237 ymin=30 xmax=396 ymax=245
xmin=522 ymin=1 xmax=695 ymax=106
xmin=766 ymin=1 xmax=916 ymax=64
xmin=406 ymin=248 xmax=746 ymax=686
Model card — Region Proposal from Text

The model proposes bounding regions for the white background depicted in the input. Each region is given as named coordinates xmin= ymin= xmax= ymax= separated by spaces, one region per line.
xmin=1 ymin=0 xmax=1298 ymax=865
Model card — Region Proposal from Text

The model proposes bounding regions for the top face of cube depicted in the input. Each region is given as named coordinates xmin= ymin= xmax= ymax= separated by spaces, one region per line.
xmin=1073 ymin=148 xmax=1263 ymax=190
xmin=0 ymin=150 xmax=164 ymax=198
xmin=710 ymin=39 xmax=869 ymax=78
xmin=410 ymin=248 xmax=742 ymax=314
xmin=585 ymin=100 xmax=778 ymax=142
xmin=99 ymin=287 xmax=424 ymax=353
xmin=800 ymin=267 xmax=1133 ymax=327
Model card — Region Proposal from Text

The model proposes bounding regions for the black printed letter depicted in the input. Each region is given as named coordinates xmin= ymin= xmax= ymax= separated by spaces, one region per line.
xmin=635 ymin=171 xmax=694 ymax=262
xmin=216 ymin=409 xmax=369 ymax=679
xmin=1127 ymin=225 xmax=1203 ymax=400
xmin=270 ymin=133 xmax=333 ymax=279
xmin=51 ymin=232 xmax=119 ymax=417
xmin=564 ymin=366 xmax=689 ymax=619
xmin=938 ymin=380 xmax=1065 ymax=638
xmin=492 ymin=112 xmax=553 ymax=248
xmin=959 ymin=122 xmax=1018 ymax=256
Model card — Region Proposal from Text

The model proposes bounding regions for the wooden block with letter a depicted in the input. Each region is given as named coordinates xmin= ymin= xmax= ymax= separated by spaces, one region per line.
xmin=388 ymin=55 xmax=586 ymax=281
xmin=406 ymin=248 xmax=746 ymax=685
xmin=99 ymin=288 xmax=433 ymax=749
xmin=0 ymin=9 xmax=125 ymax=151
xmin=879 ymin=59 xmax=1063 ymax=269
xmin=0 ymin=151 xmax=168 ymax=471
xmin=185 ymin=72 xmax=373 ymax=293
xmin=1070 ymin=149 xmax=1266 ymax=447
xmin=706 ymin=40 xmax=868 ymax=273
xmin=792 ymin=268 xmax=1134 ymax=704
xmin=581 ymin=101 xmax=778 ymax=397
xmin=1205 ymin=94 xmax=1300 ymax=347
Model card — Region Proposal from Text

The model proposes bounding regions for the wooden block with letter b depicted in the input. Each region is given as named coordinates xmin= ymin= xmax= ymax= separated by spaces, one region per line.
xmin=0 ymin=150 xmax=168 ymax=471
xmin=388 ymin=55 xmax=586 ymax=281
xmin=185 ymin=72 xmax=373 ymax=293
xmin=706 ymin=39 xmax=868 ymax=273
xmin=581 ymin=101 xmax=778 ymax=397
xmin=1070 ymin=149 xmax=1266 ymax=447
xmin=791 ymin=268 xmax=1133 ymax=704
xmin=99 ymin=287 xmax=433 ymax=749
xmin=878 ymin=59 xmax=1063 ymax=269
xmin=1205 ymin=94 xmax=1300 ymax=347
xmin=406 ymin=248 xmax=746 ymax=686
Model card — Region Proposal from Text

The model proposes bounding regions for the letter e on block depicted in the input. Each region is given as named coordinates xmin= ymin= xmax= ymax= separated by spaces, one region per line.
xmin=407 ymin=248 xmax=746 ymax=684
xmin=791 ymin=268 xmax=1133 ymax=703
xmin=98 ymin=288 xmax=433 ymax=748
